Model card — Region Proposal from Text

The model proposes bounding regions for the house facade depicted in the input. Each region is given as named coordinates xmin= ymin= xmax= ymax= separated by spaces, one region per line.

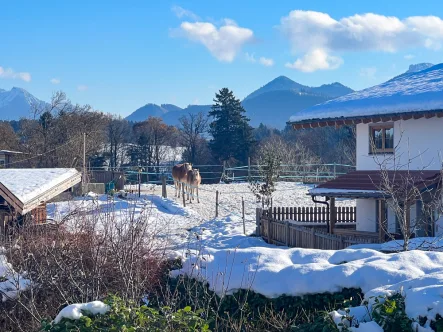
xmin=289 ymin=64 xmax=443 ymax=240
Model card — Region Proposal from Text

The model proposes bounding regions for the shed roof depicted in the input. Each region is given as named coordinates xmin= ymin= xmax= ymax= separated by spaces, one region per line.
xmin=0 ymin=168 xmax=81 ymax=214
xmin=289 ymin=64 xmax=443 ymax=128
xmin=310 ymin=170 xmax=441 ymax=198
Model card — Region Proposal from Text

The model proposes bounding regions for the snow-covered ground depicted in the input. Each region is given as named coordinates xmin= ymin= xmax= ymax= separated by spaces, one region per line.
xmin=22 ymin=182 xmax=443 ymax=330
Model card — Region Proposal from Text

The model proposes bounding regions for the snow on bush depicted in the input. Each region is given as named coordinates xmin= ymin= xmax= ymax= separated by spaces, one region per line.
xmin=53 ymin=301 xmax=110 ymax=324
xmin=0 ymin=247 xmax=30 ymax=302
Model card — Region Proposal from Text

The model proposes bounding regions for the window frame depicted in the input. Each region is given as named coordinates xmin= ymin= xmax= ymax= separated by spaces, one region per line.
xmin=369 ymin=123 xmax=394 ymax=154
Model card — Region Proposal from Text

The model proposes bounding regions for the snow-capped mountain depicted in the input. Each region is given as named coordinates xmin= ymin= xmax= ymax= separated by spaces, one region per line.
xmin=0 ymin=87 xmax=46 ymax=120
xmin=405 ymin=63 xmax=434 ymax=74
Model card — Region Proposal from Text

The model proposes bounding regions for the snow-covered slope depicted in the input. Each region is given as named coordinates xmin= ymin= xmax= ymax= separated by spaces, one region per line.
xmin=0 ymin=87 xmax=46 ymax=120
xmin=290 ymin=63 xmax=443 ymax=123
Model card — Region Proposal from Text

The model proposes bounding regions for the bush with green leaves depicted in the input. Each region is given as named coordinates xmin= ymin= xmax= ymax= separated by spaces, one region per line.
xmin=160 ymin=276 xmax=362 ymax=331
xmin=41 ymin=295 xmax=210 ymax=332
xmin=371 ymin=293 xmax=413 ymax=332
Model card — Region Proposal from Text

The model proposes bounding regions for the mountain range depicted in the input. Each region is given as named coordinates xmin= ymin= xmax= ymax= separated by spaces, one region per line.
xmin=126 ymin=76 xmax=354 ymax=128
xmin=0 ymin=63 xmax=434 ymax=128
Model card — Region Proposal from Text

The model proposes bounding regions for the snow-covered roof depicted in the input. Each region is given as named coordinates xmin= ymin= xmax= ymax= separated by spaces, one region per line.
xmin=289 ymin=63 xmax=443 ymax=123
xmin=0 ymin=168 xmax=81 ymax=214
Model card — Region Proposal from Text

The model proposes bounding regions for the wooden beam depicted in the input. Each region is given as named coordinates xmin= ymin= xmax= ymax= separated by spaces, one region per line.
xmin=329 ymin=197 xmax=336 ymax=234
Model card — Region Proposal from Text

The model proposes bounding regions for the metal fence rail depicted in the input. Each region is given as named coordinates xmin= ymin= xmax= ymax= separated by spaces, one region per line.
xmin=89 ymin=162 xmax=355 ymax=186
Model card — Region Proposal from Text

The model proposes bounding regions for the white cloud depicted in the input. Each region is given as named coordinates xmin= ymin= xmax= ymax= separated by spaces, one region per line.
xmin=50 ymin=78 xmax=60 ymax=84
xmin=77 ymin=85 xmax=88 ymax=91
xmin=404 ymin=54 xmax=415 ymax=59
xmin=285 ymin=48 xmax=343 ymax=72
xmin=171 ymin=5 xmax=199 ymax=21
xmin=177 ymin=21 xmax=254 ymax=62
xmin=259 ymin=57 xmax=274 ymax=67
xmin=0 ymin=66 xmax=31 ymax=82
xmin=245 ymin=53 xmax=274 ymax=66
xmin=279 ymin=10 xmax=443 ymax=71
xmin=359 ymin=67 xmax=377 ymax=79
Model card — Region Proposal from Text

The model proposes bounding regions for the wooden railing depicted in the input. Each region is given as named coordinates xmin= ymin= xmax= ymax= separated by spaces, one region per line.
xmin=257 ymin=208 xmax=379 ymax=250
xmin=268 ymin=206 xmax=356 ymax=223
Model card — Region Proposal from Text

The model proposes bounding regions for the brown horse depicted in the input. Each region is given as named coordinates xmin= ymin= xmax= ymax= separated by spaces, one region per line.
xmin=186 ymin=169 xmax=201 ymax=203
xmin=172 ymin=163 xmax=192 ymax=197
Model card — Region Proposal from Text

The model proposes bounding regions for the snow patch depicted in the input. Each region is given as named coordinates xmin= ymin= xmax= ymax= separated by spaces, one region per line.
xmin=53 ymin=301 xmax=110 ymax=324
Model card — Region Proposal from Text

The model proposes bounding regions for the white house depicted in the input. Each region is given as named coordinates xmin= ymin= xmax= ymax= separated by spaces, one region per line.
xmin=288 ymin=63 xmax=443 ymax=240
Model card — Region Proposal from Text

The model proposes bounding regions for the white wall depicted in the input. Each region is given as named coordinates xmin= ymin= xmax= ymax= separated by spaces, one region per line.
xmin=356 ymin=117 xmax=443 ymax=170
xmin=356 ymin=199 xmax=377 ymax=232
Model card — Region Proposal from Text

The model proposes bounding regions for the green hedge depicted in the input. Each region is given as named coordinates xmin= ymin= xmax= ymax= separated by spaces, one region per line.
xmin=41 ymin=295 xmax=210 ymax=332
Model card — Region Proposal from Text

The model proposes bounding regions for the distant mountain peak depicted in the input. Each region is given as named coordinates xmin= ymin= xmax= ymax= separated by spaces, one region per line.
xmin=0 ymin=87 xmax=46 ymax=120
xmin=406 ymin=63 xmax=435 ymax=74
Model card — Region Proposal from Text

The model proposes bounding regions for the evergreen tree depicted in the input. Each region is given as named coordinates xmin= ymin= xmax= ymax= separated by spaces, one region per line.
xmin=208 ymin=88 xmax=254 ymax=163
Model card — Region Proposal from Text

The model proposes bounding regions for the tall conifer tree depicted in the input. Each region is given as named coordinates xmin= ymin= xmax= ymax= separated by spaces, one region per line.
xmin=208 ymin=88 xmax=254 ymax=163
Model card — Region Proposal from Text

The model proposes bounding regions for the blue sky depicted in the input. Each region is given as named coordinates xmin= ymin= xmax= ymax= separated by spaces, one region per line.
xmin=2 ymin=0 xmax=443 ymax=117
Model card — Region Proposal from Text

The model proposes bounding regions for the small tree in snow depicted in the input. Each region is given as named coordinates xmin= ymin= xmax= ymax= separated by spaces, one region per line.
xmin=249 ymin=148 xmax=281 ymax=209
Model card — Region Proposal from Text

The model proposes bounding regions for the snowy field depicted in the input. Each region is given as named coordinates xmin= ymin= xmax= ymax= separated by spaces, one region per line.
xmin=128 ymin=181 xmax=355 ymax=222
xmin=3 ymin=182 xmax=443 ymax=330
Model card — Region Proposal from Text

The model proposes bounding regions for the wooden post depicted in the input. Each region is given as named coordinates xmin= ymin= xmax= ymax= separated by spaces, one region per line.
xmin=256 ymin=208 xmax=262 ymax=236
xmin=378 ymin=199 xmax=386 ymax=242
xmin=311 ymin=227 xmax=316 ymax=248
xmin=268 ymin=207 xmax=272 ymax=243
xmin=329 ymin=197 xmax=336 ymax=234
xmin=242 ymin=197 xmax=246 ymax=235
xmin=285 ymin=220 xmax=290 ymax=246
xmin=182 ymin=183 xmax=186 ymax=207
xmin=333 ymin=163 xmax=337 ymax=178
xmin=215 ymin=190 xmax=219 ymax=217
xmin=248 ymin=157 xmax=251 ymax=180
xmin=162 ymin=175 xmax=167 ymax=198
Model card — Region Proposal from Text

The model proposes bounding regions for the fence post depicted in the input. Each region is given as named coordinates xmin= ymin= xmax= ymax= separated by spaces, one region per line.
xmin=268 ymin=207 xmax=272 ymax=243
xmin=311 ymin=227 xmax=316 ymax=249
xmin=256 ymin=208 xmax=262 ymax=236
xmin=182 ymin=182 xmax=186 ymax=207
xmin=248 ymin=157 xmax=251 ymax=180
xmin=285 ymin=220 xmax=290 ymax=246
xmin=333 ymin=163 xmax=337 ymax=178
xmin=242 ymin=197 xmax=246 ymax=235
xmin=161 ymin=175 xmax=167 ymax=198
xmin=215 ymin=190 xmax=219 ymax=218
xmin=329 ymin=197 xmax=336 ymax=234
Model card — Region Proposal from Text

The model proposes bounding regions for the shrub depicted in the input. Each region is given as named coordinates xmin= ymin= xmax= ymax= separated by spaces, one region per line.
xmin=158 ymin=276 xmax=362 ymax=331
xmin=371 ymin=293 xmax=413 ymax=332
xmin=1 ymin=203 xmax=168 ymax=331
xmin=41 ymin=295 xmax=210 ymax=332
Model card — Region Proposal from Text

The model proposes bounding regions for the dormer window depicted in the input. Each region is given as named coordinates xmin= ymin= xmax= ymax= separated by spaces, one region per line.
xmin=370 ymin=124 xmax=394 ymax=154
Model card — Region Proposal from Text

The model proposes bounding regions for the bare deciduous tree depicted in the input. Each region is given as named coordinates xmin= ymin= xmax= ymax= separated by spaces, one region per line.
xmin=371 ymin=134 xmax=443 ymax=251
xmin=178 ymin=112 xmax=208 ymax=164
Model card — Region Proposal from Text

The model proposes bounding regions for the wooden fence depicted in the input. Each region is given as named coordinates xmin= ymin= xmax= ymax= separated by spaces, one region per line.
xmin=257 ymin=208 xmax=379 ymax=250
xmin=270 ymin=206 xmax=356 ymax=223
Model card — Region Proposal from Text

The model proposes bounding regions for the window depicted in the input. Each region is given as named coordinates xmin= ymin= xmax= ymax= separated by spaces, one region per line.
xmin=370 ymin=124 xmax=394 ymax=154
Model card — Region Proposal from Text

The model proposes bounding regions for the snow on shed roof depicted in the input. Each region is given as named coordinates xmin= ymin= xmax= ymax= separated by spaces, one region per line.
xmin=0 ymin=168 xmax=81 ymax=214
xmin=289 ymin=63 xmax=443 ymax=124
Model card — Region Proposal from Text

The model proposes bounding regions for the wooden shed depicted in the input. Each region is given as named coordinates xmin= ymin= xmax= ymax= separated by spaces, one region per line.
xmin=0 ymin=168 xmax=81 ymax=236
